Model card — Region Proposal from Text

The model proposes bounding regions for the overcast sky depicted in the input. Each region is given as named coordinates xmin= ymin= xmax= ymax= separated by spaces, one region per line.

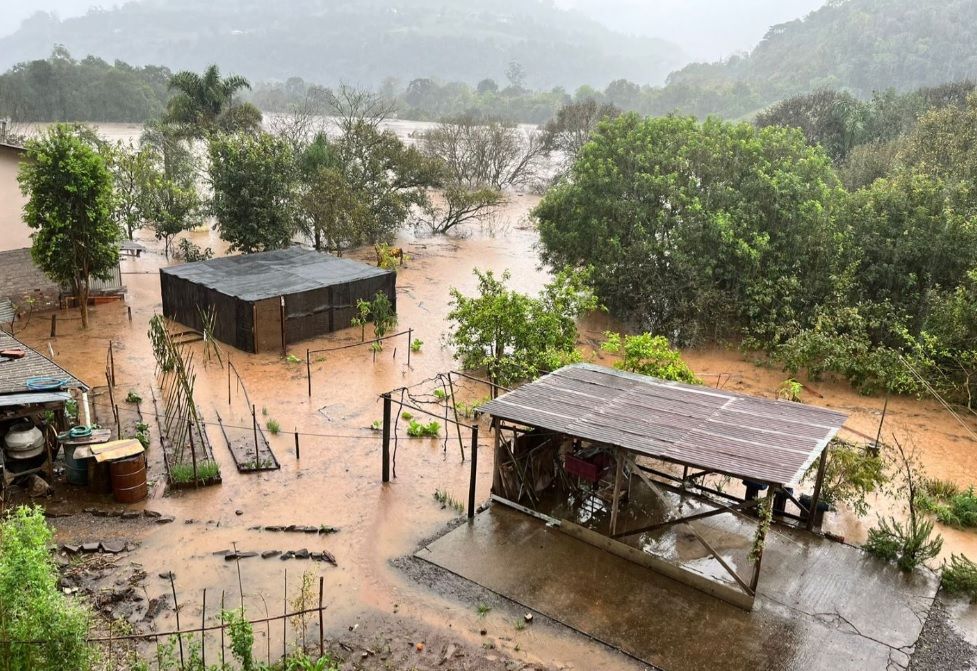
xmin=2 ymin=0 xmax=827 ymax=62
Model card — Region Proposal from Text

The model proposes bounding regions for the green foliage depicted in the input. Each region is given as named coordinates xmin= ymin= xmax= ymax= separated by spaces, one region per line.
xmin=600 ymin=332 xmax=700 ymax=384
xmin=175 ymin=239 xmax=214 ymax=263
xmin=285 ymin=354 xmax=301 ymax=364
xmin=266 ymin=419 xmax=281 ymax=435
xmin=410 ymin=338 xmax=423 ymax=353
xmin=165 ymin=64 xmax=260 ymax=138
xmin=0 ymin=506 xmax=92 ymax=671
xmin=400 ymin=411 xmax=413 ymax=421
xmin=749 ymin=495 xmax=773 ymax=564
xmin=476 ymin=603 xmax=492 ymax=617
xmin=803 ymin=441 xmax=888 ymax=517
xmin=407 ymin=420 xmax=441 ymax=438
xmin=433 ymin=388 xmax=448 ymax=401
xmin=865 ymin=515 xmax=943 ymax=572
xmin=941 ymin=554 xmax=977 ymax=602
xmin=133 ymin=421 xmax=151 ymax=450
xmin=434 ymin=489 xmax=464 ymax=514
xmin=368 ymin=292 xmax=396 ymax=340
xmin=536 ymin=114 xmax=843 ymax=347
xmin=125 ymin=390 xmax=142 ymax=404
xmin=370 ymin=420 xmax=382 ymax=431
xmin=929 ymin=487 xmax=977 ymax=528
xmin=209 ymin=132 xmax=298 ymax=253
xmin=19 ymin=123 xmax=121 ymax=329
xmin=170 ymin=461 xmax=220 ymax=485
xmin=447 ymin=268 xmax=599 ymax=388
xmin=221 ymin=608 xmax=255 ymax=670
xmin=285 ymin=653 xmax=341 ymax=671
xmin=777 ymin=379 xmax=803 ymax=402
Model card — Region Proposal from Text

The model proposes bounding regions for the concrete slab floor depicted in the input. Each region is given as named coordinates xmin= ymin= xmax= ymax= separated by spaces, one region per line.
xmin=416 ymin=505 xmax=941 ymax=671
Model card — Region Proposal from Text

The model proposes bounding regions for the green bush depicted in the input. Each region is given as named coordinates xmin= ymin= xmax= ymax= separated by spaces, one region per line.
xmin=864 ymin=515 xmax=943 ymax=572
xmin=266 ymin=419 xmax=281 ymax=435
xmin=937 ymin=487 xmax=977 ymax=528
xmin=410 ymin=338 xmax=423 ymax=353
xmin=0 ymin=506 xmax=92 ymax=671
xmin=601 ymin=332 xmax=701 ymax=384
xmin=942 ymin=554 xmax=977 ymax=602
xmin=407 ymin=420 xmax=441 ymax=437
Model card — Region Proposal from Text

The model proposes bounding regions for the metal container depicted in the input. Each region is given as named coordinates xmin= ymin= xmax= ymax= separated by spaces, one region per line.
xmin=4 ymin=422 xmax=44 ymax=460
xmin=109 ymin=455 xmax=147 ymax=503
xmin=62 ymin=444 xmax=88 ymax=486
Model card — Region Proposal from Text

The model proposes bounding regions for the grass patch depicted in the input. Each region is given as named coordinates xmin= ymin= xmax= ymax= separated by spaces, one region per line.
xmin=433 ymin=388 xmax=448 ymax=401
xmin=124 ymin=390 xmax=142 ymax=404
xmin=918 ymin=480 xmax=977 ymax=528
xmin=942 ymin=553 xmax=977 ymax=602
xmin=476 ymin=603 xmax=491 ymax=616
xmin=434 ymin=489 xmax=464 ymax=514
xmin=266 ymin=419 xmax=281 ymax=435
xmin=285 ymin=354 xmax=302 ymax=364
xmin=410 ymin=338 xmax=423 ymax=352
xmin=170 ymin=460 xmax=220 ymax=484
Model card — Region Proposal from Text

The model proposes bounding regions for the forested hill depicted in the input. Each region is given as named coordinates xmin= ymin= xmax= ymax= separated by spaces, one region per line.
xmin=0 ymin=0 xmax=684 ymax=90
xmin=658 ymin=0 xmax=977 ymax=118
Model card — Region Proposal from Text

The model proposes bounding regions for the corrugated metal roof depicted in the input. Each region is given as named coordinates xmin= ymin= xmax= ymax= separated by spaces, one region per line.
xmin=0 ymin=299 xmax=14 ymax=326
xmin=0 ymin=391 xmax=71 ymax=408
xmin=0 ymin=332 xmax=88 ymax=395
xmin=479 ymin=364 xmax=848 ymax=485
xmin=159 ymin=247 xmax=393 ymax=302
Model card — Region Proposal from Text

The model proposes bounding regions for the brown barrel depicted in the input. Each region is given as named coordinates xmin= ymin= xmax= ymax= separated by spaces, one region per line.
xmin=110 ymin=455 xmax=147 ymax=503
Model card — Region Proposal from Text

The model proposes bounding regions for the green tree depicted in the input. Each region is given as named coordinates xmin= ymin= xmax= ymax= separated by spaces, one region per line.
xmin=534 ymin=113 xmax=845 ymax=347
xmin=18 ymin=124 xmax=120 ymax=328
xmin=209 ymin=132 xmax=298 ymax=253
xmin=447 ymin=268 xmax=598 ymax=389
xmin=0 ymin=506 xmax=92 ymax=671
xmin=600 ymin=332 xmax=701 ymax=384
xmin=165 ymin=64 xmax=261 ymax=137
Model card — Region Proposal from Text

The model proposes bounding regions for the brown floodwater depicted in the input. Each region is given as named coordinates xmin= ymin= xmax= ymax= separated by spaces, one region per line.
xmin=10 ymin=121 xmax=977 ymax=668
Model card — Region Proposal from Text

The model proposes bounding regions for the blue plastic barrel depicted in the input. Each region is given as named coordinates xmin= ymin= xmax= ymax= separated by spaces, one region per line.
xmin=63 ymin=444 xmax=88 ymax=486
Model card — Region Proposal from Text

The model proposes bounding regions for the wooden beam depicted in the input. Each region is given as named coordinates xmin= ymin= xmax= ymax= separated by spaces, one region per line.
xmin=750 ymin=488 xmax=775 ymax=593
xmin=613 ymin=498 xmax=761 ymax=539
xmin=609 ymin=448 xmax=625 ymax=535
xmin=807 ymin=448 xmax=829 ymax=531
xmin=491 ymin=494 xmax=561 ymax=526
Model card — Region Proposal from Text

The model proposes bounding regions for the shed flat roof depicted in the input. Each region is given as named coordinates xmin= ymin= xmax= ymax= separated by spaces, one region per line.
xmin=479 ymin=364 xmax=847 ymax=485
xmin=0 ymin=332 xmax=88 ymax=395
xmin=160 ymin=247 xmax=392 ymax=302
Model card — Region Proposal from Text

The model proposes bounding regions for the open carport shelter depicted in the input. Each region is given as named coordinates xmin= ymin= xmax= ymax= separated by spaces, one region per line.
xmin=477 ymin=363 xmax=848 ymax=610
xmin=160 ymin=248 xmax=396 ymax=354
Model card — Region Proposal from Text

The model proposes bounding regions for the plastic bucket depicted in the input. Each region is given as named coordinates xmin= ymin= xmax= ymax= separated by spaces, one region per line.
xmin=110 ymin=455 xmax=147 ymax=503
xmin=63 ymin=444 xmax=88 ymax=486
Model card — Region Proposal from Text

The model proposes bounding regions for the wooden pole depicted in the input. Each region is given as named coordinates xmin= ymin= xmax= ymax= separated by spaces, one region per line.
xmin=318 ymin=576 xmax=325 ymax=658
xmin=407 ymin=328 xmax=412 ymax=367
xmin=252 ymin=404 xmax=259 ymax=467
xmin=127 ymin=305 xmax=132 ymax=323
xmin=169 ymin=573 xmax=185 ymax=669
xmin=609 ymin=448 xmax=625 ymax=536
xmin=381 ymin=393 xmax=391 ymax=483
xmin=228 ymin=363 xmax=231 ymax=406
xmin=115 ymin=404 xmax=122 ymax=440
xmin=306 ymin=349 xmax=311 ymax=398
xmin=188 ymin=419 xmax=199 ymax=487
xmin=50 ymin=314 xmax=56 ymax=337
xmin=751 ymin=488 xmax=775 ymax=593
xmin=220 ymin=591 xmax=226 ymax=668
xmin=282 ymin=570 xmax=287 ymax=661
xmin=294 ymin=429 xmax=300 ymax=460
xmin=108 ymin=340 xmax=116 ymax=387
xmin=468 ymin=424 xmax=479 ymax=520
xmin=807 ymin=448 xmax=830 ymax=532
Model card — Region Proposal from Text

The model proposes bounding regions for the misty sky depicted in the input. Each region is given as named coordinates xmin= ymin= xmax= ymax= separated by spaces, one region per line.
xmin=1 ymin=0 xmax=827 ymax=62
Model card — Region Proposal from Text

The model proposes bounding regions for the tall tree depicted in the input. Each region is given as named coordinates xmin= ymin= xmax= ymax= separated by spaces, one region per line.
xmin=18 ymin=124 xmax=120 ymax=328
xmin=165 ymin=64 xmax=261 ymax=137
xmin=209 ymin=132 xmax=297 ymax=253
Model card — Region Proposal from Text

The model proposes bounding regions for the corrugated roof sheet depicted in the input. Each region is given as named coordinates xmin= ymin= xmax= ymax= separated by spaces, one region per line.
xmin=0 ymin=391 xmax=71 ymax=408
xmin=479 ymin=363 xmax=847 ymax=485
xmin=159 ymin=247 xmax=393 ymax=302
xmin=0 ymin=332 xmax=88 ymax=395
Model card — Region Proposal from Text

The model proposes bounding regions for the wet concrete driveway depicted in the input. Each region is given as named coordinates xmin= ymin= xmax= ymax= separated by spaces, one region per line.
xmin=417 ymin=505 xmax=940 ymax=671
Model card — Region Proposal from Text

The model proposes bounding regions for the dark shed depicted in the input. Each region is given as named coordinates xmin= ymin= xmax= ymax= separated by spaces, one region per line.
xmin=159 ymin=248 xmax=396 ymax=353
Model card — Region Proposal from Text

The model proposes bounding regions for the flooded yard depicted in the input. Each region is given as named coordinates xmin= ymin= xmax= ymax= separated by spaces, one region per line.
xmin=5 ymin=122 xmax=977 ymax=670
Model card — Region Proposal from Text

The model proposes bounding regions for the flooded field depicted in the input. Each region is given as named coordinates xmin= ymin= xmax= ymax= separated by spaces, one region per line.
xmin=7 ymin=121 xmax=977 ymax=669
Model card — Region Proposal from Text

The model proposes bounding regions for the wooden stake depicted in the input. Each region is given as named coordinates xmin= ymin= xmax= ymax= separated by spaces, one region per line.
xmin=294 ymin=430 xmax=300 ymax=460
xmin=220 ymin=591 xmax=226 ymax=667
xmin=201 ymin=588 xmax=207 ymax=667
xmin=283 ymin=570 xmax=288 ymax=661
xmin=609 ymin=448 xmax=625 ymax=536
xmin=306 ymin=349 xmax=312 ymax=398
xmin=381 ymin=393 xmax=391 ymax=483
xmin=252 ymin=404 xmax=259 ymax=467
xmin=468 ymin=424 xmax=479 ymax=520
xmin=407 ymin=328 xmax=412 ymax=367
xmin=807 ymin=449 xmax=830 ymax=532
xmin=169 ymin=573 xmax=185 ymax=669
xmin=50 ymin=314 xmax=56 ymax=337
xmin=188 ymin=419 xmax=199 ymax=487
xmin=318 ymin=576 xmax=324 ymax=658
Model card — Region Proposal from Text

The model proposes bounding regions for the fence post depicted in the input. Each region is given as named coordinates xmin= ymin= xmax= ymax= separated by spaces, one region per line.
xmin=109 ymin=340 xmax=116 ymax=387
xmin=306 ymin=349 xmax=311 ymax=398
xmin=220 ymin=591 xmax=226 ymax=668
xmin=294 ymin=429 xmax=300 ymax=460
xmin=468 ymin=424 xmax=479 ymax=520
xmin=201 ymin=588 xmax=207 ymax=667
xmin=282 ymin=570 xmax=288 ymax=662
xmin=252 ymin=404 xmax=259 ymax=467
xmin=407 ymin=328 xmax=413 ymax=367
xmin=381 ymin=393 xmax=391 ymax=483
xmin=169 ymin=573 xmax=186 ymax=670
xmin=50 ymin=314 xmax=56 ymax=337
xmin=318 ymin=576 xmax=325 ymax=658
xmin=188 ymin=419 xmax=199 ymax=487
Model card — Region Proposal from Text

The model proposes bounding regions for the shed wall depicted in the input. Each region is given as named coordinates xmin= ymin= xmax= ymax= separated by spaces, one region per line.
xmin=160 ymin=272 xmax=253 ymax=352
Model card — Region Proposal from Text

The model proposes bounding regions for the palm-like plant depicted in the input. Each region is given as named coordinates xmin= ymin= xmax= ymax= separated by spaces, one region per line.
xmin=165 ymin=64 xmax=258 ymax=136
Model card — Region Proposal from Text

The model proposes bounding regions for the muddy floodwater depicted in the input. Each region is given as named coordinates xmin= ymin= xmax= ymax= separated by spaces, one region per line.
xmin=9 ymin=121 xmax=977 ymax=669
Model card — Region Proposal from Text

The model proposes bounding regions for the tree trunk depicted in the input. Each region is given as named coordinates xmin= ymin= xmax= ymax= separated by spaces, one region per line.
xmin=78 ymin=279 xmax=90 ymax=329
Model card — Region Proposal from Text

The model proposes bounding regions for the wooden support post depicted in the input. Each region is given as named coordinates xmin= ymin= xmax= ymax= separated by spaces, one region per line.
xmin=407 ymin=328 xmax=412 ymax=367
xmin=115 ymin=405 xmax=122 ymax=440
xmin=220 ymin=591 xmax=226 ymax=667
xmin=318 ymin=576 xmax=325 ymax=658
xmin=280 ymin=295 xmax=287 ymax=357
xmin=750 ymin=488 xmax=775 ymax=593
xmin=294 ymin=429 xmax=300 ymax=460
xmin=169 ymin=573 xmax=185 ymax=670
xmin=468 ymin=424 xmax=479 ymax=520
xmin=50 ymin=314 xmax=56 ymax=337
xmin=282 ymin=570 xmax=288 ymax=662
xmin=127 ymin=305 xmax=132 ymax=323
xmin=228 ymin=363 xmax=231 ymax=406
xmin=252 ymin=404 xmax=259 ymax=467
xmin=306 ymin=349 xmax=312 ymax=398
xmin=108 ymin=340 xmax=116 ymax=387
xmin=201 ymin=588 xmax=207 ymax=667
xmin=807 ymin=448 xmax=830 ymax=532
xmin=381 ymin=393 xmax=392 ymax=483
xmin=188 ymin=419 xmax=199 ymax=487
xmin=609 ymin=448 xmax=625 ymax=536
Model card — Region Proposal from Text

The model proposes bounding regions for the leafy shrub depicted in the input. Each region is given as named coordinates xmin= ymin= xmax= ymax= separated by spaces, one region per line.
xmin=803 ymin=440 xmax=887 ymax=517
xmin=125 ymin=390 xmax=142 ymax=403
xmin=941 ymin=554 xmax=977 ymax=602
xmin=601 ymin=332 xmax=701 ymax=384
xmin=133 ymin=421 xmax=150 ymax=449
xmin=937 ymin=487 xmax=977 ymax=528
xmin=175 ymin=238 xmax=214 ymax=262
xmin=410 ymin=338 xmax=423 ymax=352
xmin=266 ymin=419 xmax=281 ymax=435
xmin=777 ymin=379 xmax=803 ymax=402
xmin=407 ymin=420 xmax=441 ymax=437
xmin=433 ymin=388 xmax=448 ymax=401
xmin=0 ymin=506 xmax=92 ymax=671
xmin=222 ymin=608 xmax=255 ymax=670
xmin=864 ymin=515 xmax=943 ymax=572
